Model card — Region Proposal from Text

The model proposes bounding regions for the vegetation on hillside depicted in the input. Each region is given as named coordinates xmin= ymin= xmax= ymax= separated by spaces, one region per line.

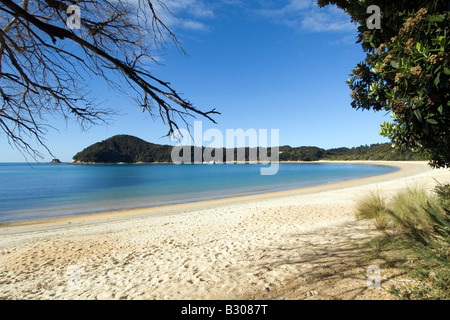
xmin=73 ymin=135 xmax=425 ymax=163
xmin=323 ymin=143 xmax=425 ymax=161
xmin=73 ymin=135 xmax=173 ymax=163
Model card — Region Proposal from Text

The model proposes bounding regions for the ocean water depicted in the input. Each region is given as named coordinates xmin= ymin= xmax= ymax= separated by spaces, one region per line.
xmin=0 ymin=162 xmax=398 ymax=222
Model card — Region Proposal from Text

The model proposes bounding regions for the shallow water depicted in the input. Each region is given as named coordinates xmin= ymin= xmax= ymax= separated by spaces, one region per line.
xmin=0 ymin=162 xmax=397 ymax=222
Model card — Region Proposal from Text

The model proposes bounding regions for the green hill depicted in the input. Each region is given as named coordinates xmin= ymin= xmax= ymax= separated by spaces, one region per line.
xmin=72 ymin=135 xmax=426 ymax=163
xmin=72 ymin=135 xmax=173 ymax=163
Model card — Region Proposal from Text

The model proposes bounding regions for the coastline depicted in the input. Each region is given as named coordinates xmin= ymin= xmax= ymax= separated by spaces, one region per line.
xmin=0 ymin=160 xmax=448 ymax=300
xmin=0 ymin=160 xmax=412 ymax=231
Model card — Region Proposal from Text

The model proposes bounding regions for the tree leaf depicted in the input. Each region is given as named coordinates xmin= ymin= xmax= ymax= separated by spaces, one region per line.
xmin=434 ymin=73 xmax=441 ymax=87
xmin=429 ymin=15 xmax=444 ymax=23
xmin=439 ymin=36 xmax=446 ymax=49
xmin=414 ymin=109 xmax=423 ymax=122
xmin=416 ymin=42 xmax=423 ymax=52
xmin=390 ymin=60 xmax=400 ymax=68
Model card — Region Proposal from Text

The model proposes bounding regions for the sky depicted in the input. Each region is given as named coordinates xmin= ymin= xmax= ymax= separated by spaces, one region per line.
xmin=0 ymin=0 xmax=392 ymax=162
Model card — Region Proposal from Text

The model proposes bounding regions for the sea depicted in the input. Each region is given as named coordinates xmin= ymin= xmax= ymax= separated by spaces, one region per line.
xmin=0 ymin=162 xmax=398 ymax=222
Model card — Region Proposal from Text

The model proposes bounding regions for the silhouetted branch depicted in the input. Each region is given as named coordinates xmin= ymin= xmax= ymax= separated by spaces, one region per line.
xmin=0 ymin=0 xmax=219 ymax=159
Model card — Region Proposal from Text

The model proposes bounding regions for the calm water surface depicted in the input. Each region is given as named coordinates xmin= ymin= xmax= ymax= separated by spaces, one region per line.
xmin=0 ymin=163 xmax=398 ymax=222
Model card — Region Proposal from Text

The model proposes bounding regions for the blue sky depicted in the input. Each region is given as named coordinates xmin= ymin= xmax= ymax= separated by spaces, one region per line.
xmin=0 ymin=0 xmax=391 ymax=162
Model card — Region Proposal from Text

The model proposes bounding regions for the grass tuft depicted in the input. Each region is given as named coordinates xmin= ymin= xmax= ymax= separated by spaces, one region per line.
xmin=355 ymin=183 xmax=450 ymax=299
xmin=356 ymin=191 xmax=390 ymax=230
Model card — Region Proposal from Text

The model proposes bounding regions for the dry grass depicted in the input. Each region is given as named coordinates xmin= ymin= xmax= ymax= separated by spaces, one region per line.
xmin=356 ymin=191 xmax=390 ymax=230
xmin=356 ymin=184 xmax=450 ymax=299
xmin=389 ymin=186 xmax=444 ymax=235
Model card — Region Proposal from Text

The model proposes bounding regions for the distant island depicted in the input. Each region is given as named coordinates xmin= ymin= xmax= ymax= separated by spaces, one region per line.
xmin=72 ymin=135 xmax=426 ymax=164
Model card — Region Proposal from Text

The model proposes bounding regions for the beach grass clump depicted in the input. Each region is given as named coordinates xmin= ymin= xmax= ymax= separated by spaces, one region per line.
xmin=434 ymin=181 xmax=450 ymax=209
xmin=388 ymin=186 xmax=445 ymax=243
xmin=356 ymin=184 xmax=449 ymax=300
xmin=390 ymin=201 xmax=449 ymax=300
xmin=356 ymin=191 xmax=390 ymax=230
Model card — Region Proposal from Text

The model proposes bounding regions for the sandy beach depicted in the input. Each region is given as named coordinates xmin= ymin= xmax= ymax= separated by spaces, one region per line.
xmin=0 ymin=161 xmax=448 ymax=300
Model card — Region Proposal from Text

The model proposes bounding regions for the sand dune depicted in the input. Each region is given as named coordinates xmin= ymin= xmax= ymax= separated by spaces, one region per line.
xmin=0 ymin=161 xmax=448 ymax=300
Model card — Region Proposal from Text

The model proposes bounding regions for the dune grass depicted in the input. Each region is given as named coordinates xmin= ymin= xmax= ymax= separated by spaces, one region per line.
xmin=356 ymin=190 xmax=390 ymax=230
xmin=356 ymin=183 xmax=450 ymax=300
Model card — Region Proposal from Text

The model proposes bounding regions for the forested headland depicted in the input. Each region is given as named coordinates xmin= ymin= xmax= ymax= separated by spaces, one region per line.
xmin=72 ymin=135 xmax=425 ymax=164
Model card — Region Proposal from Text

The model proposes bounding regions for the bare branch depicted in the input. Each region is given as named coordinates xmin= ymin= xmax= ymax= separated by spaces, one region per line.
xmin=0 ymin=0 xmax=219 ymax=159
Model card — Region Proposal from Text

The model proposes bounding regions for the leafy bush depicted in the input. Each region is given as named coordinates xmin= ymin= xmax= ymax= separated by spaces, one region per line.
xmin=319 ymin=1 xmax=450 ymax=167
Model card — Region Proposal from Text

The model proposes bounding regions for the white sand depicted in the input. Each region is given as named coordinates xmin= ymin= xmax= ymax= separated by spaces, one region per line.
xmin=0 ymin=161 xmax=448 ymax=300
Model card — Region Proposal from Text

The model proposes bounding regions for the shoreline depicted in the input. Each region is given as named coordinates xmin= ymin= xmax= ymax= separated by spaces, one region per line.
xmin=0 ymin=161 xmax=427 ymax=233
xmin=0 ymin=160 xmax=448 ymax=300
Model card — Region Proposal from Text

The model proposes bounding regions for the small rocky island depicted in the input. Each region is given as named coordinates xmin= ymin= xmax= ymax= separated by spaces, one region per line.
xmin=50 ymin=159 xmax=62 ymax=164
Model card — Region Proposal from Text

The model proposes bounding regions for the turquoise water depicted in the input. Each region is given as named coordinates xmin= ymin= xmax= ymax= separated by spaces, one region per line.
xmin=0 ymin=163 xmax=397 ymax=222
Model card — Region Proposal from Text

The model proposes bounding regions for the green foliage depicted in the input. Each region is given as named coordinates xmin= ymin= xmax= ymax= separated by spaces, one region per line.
xmin=323 ymin=143 xmax=425 ymax=161
xmin=357 ymin=184 xmax=450 ymax=299
xmin=318 ymin=0 xmax=450 ymax=168
xmin=279 ymin=146 xmax=325 ymax=161
xmin=72 ymin=135 xmax=174 ymax=163
xmin=73 ymin=136 xmax=425 ymax=164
